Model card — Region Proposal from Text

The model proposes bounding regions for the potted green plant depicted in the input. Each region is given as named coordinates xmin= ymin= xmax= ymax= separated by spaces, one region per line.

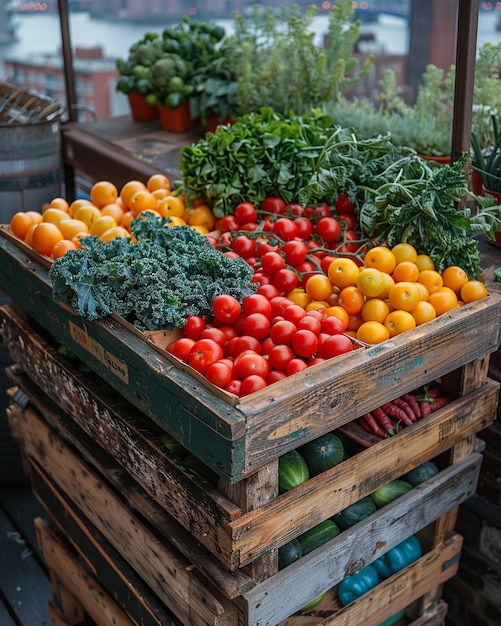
xmin=221 ymin=0 xmax=375 ymax=116
xmin=471 ymin=115 xmax=501 ymax=200
xmin=115 ymin=32 xmax=165 ymax=121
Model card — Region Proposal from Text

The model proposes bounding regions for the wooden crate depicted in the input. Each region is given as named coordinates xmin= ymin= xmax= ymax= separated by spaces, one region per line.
xmin=5 ymin=388 xmax=484 ymax=626
xmin=0 ymin=232 xmax=500 ymax=484
xmin=1 ymin=305 xmax=498 ymax=577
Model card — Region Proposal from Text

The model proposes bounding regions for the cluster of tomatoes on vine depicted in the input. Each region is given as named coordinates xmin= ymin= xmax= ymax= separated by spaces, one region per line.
xmin=207 ymin=193 xmax=369 ymax=294
xmin=167 ymin=193 xmax=370 ymax=397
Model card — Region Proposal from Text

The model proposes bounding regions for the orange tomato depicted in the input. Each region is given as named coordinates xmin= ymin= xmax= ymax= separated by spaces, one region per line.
xmin=357 ymin=321 xmax=390 ymax=344
xmin=100 ymin=203 xmax=125 ymax=224
xmin=68 ymin=198 xmax=94 ymax=217
xmin=442 ymin=265 xmax=469 ymax=294
xmin=99 ymin=226 xmax=132 ymax=243
xmin=415 ymin=254 xmax=435 ymax=272
xmin=338 ymin=285 xmax=365 ymax=315
xmin=42 ymin=207 xmax=69 ymax=224
xmin=26 ymin=211 xmax=43 ymax=225
xmin=305 ymin=274 xmax=334 ymax=301
xmin=460 ymin=280 xmax=488 ymax=303
xmin=346 ymin=312 xmax=364 ymax=332
xmin=363 ymin=246 xmax=396 ymax=274
xmin=379 ymin=272 xmax=395 ymax=299
xmin=357 ymin=267 xmax=386 ymax=298
xmin=417 ymin=269 xmax=443 ymax=295
xmin=10 ymin=212 xmax=36 ymax=240
xmin=74 ymin=205 xmax=102 ymax=228
xmin=323 ymin=305 xmax=350 ymax=331
xmin=146 ymin=173 xmax=171 ymax=193
xmin=410 ymin=300 xmax=437 ymax=325
xmin=48 ymin=197 xmax=70 ymax=212
xmin=90 ymin=215 xmax=118 ymax=237
xmin=129 ymin=189 xmax=157 ymax=216
xmin=388 ymin=281 xmax=421 ymax=312
xmin=428 ymin=287 xmax=458 ymax=315
xmin=90 ymin=180 xmax=119 ymax=208
xmin=286 ymin=288 xmax=312 ymax=308
xmin=186 ymin=205 xmax=215 ymax=231
xmin=165 ymin=216 xmax=186 ymax=227
xmin=392 ymin=261 xmax=419 ymax=283
xmin=51 ymin=239 xmax=78 ymax=259
xmin=157 ymin=195 xmax=186 ymax=218
xmin=57 ymin=219 xmax=90 ymax=240
xmin=305 ymin=300 xmax=330 ymax=313
xmin=361 ymin=298 xmax=390 ymax=323
xmin=31 ymin=222 xmax=64 ymax=256
xmin=384 ymin=310 xmax=417 ymax=337
xmin=120 ymin=180 xmax=146 ymax=209
xmin=390 ymin=242 xmax=417 ymax=264
xmin=327 ymin=257 xmax=360 ymax=289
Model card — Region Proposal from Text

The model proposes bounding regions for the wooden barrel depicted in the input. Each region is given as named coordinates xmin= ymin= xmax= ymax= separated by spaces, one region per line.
xmin=0 ymin=120 xmax=63 ymax=221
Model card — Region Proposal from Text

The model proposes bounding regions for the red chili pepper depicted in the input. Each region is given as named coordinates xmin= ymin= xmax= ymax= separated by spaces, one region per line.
xmin=360 ymin=412 xmax=388 ymax=438
xmin=402 ymin=393 xmax=422 ymax=420
xmin=427 ymin=396 xmax=451 ymax=412
xmin=373 ymin=406 xmax=396 ymax=433
xmin=392 ymin=397 xmax=417 ymax=423
xmin=382 ymin=402 xmax=414 ymax=427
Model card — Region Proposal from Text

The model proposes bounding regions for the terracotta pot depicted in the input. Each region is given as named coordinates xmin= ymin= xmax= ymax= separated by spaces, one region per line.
xmin=470 ymin=166 xmax=484 ymax=196
xmin=417 ymin=154 xmax=451 ymax=165
xmin=207 ymin=114 xmax=235 ymax=133
xmin=159 ymin=100 xmax=194 ymax=133
xmin=127 ymin=92 xmax=159 ymax=121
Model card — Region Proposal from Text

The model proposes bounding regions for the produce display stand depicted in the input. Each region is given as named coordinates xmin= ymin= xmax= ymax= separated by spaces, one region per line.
xmin=1 ymin=218 xmax=500 ymax=626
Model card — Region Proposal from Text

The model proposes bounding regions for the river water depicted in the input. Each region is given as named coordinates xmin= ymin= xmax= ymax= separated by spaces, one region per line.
xmin=1 ymin=8 xmax=500 ymax=68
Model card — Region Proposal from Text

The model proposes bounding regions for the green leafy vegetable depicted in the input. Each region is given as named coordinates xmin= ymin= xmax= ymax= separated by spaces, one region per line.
xmin=48 ymin=214 xmax=256 ymax=330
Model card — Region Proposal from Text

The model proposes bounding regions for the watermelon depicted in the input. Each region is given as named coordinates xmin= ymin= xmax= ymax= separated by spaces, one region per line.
xmin=298 ymin=432 xmax=345 ymax=476
xmin=278 ymin=450 xmax=309 ymax=493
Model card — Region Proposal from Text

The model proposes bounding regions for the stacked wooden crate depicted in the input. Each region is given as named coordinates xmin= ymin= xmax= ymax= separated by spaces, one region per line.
xmin=0 ymin=231 xmax=500 ymax=626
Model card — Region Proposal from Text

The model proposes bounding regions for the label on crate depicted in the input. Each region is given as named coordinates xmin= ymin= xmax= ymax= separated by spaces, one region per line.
xmin=69 ymin=320 xmax=129 ymax=384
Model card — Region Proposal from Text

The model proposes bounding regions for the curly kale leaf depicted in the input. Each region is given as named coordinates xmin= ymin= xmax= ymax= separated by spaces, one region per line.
xmin=49 ymin=218 xmax=256 ymax=330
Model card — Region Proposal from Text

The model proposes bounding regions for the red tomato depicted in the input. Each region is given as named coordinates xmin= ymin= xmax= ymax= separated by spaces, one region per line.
xmin=337 ymin=214 xmax=357 ymax=229
xmin=231 ymin=234 xmax=256 ymax=258
xmin=283 ymin=240 xmax=308 ymax=267
xmin=212 ymin=294 xmax=241 ymax=324
xmin=266 ymin=370 xmax=288 ymax=384
xmin=335 ymin=229 xmax=360 ymax=254
xmin=251 ymin=271 xmax=272 ymax=286
xmin=225 ymin=379 xmax=242 ymax=395
xmin=188 ymin=339 xmax=224 ymax=374
xmin=234 ymin=202 xmax=257 ymax=224
xmin=318 ymin=334 xmax=354 ymax=359
xmin=270 ymin=319 xmax=297 ymax=345
xmin=256 ymin=241 xmax=280 ymax=256
xmin=217 ymin=215 xmax=240 ymax=232
xmin=272 ymin=268 xmax=299 ymax=293
xmin=282 ymin=304 xmax=307 ymax=326
xmin=261 ymin=251 xmax=285 ymax=275
xmin=205 ymin=361 xmax=233 ymax=388
xmin=292 ymin=329 xmax=319 ymax=358
xmin=294 ymin=216 xmax=313 ymax=240
xmin=243 ymin=293 xmax=272 ymax=318
xmin=200 ymin=326 xmax=227 ymax=345
xmin=268 ymin=344 xmax=295 ymax=371
xmin=315 ymin=217 xmax=341 ymax=243
xmin=286 ymin=358 xmax=308 ymax=375
xmin=261 ymin=196 xmax=286 ymax=214
xmin=284 ymin=203 xmax=304 ymax=217
xmin=243 ymin=313 xmax=271 ymax=340
xmin=167 ymin=337 xmax=195 ymax=362
xmin=183 ymin=315 xmax=207 ymax=340
xmin=235 ymin=352 xmax=269 ymax=379
xmin=240 ymin=375 xmax=268 ymax=396
xmin=321 ymin=316 xmax=346 ymax=335
xmin=334 ymin=192 xmax=356 ymax=214
xmin=257 ymin=283 xmax=281 ymax=299
xmin=231 ymin=334 xmax=262 ymax=357
xmin=298 ymin=315 xmax=322 ymax=335
xmin=272 ymin=217 xmax=298 ymax=241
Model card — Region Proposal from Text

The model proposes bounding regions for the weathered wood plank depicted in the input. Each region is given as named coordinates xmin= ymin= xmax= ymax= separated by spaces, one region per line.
xmin=9 ymin=404 xmax=240 ymax=626
xmin=35 ymin=518 xmax=136 ymax=626
xmin=29 ymin=462 xmax=176 ymax=626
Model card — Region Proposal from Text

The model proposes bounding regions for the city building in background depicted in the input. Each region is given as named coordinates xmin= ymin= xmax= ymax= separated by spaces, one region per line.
xmin=4 ymin=46 xmax=121 ymax=120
